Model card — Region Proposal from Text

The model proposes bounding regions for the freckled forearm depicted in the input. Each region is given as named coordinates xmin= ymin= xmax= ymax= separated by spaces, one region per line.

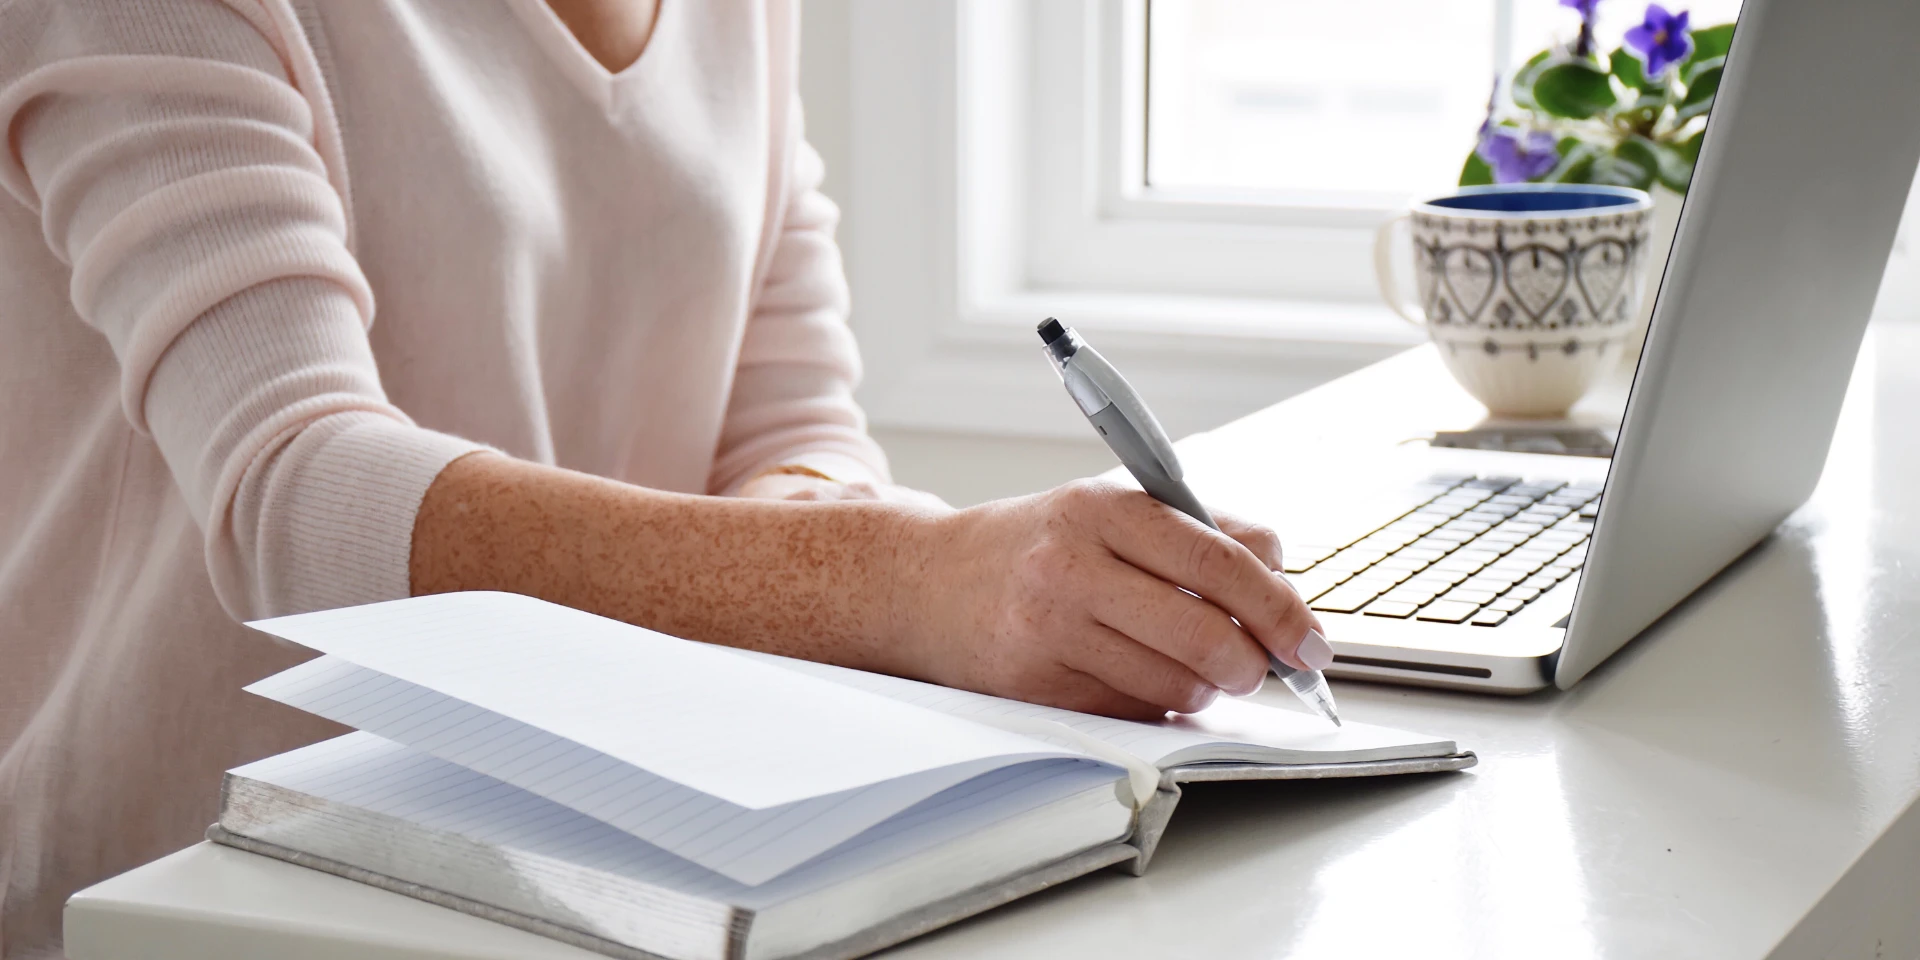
xmin=409 ymin=453 xmax=937 ymax=673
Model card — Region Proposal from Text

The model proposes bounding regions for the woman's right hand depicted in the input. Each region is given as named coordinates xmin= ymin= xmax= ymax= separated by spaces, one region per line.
xmin=895 ymin=479 xmax=1334 ymax=720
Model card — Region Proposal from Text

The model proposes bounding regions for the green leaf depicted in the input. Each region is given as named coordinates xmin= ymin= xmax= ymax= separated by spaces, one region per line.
xmin=1546 ymin=141 xmax=1602 ymax=184
xmin=1608 ymin=45 xmax=1648 ymax=92
xmin=1621 ymin=135 xmax=1693 ymax=193
xmin=1677 ymin=128 xmax=1705 ymax=166
xmin=1682 ymin=53 xmax=1725 ymax=87
xmin=1684 ymin=23 xmax=1736 ymax=74
xmin=1509 ymin=48 xmax=1557 ymax=112
xmin=1531 ymin=61 xmax=1618 ymax=119
xmin=1675 ymin=62 xmax=1723 ymax=123
xmin=1459 ymin=150 xmax=1494 ymax=187
xmin=1587 ymin=152 xmax=1655 ymax=191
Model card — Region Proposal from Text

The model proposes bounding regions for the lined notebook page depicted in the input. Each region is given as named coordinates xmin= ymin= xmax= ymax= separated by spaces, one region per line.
xmin=245 ymin=593 xmax=1072 ymax=810
xmin=230 ymin=733 xmax=1122 ymax=911
xmin=726 ymin=650 xmax=1457 ymax=767
xmin=248 ymin=656 xmax=1087 ymax=886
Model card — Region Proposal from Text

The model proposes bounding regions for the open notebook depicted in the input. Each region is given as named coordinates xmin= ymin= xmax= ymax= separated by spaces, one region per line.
xmin=216 ymin=592 xmax=1474 ymax=960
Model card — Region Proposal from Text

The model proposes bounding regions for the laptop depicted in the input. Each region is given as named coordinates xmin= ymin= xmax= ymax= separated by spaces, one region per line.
xmin=1214 ymin=0 xmax=1920 ymax=693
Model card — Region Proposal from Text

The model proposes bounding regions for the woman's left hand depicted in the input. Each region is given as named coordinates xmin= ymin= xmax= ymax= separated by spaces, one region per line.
xmin=737 ymin=471 xmax=951 ymax=511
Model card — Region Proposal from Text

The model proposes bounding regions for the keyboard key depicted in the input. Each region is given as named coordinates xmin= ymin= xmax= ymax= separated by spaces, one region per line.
xmin=1433 ymin=556 xmax=1488 ymax=576
xmin=1286 ymin=571 xmax=1342 ymax=601
xmin=1426 ymin=528 xmax=1478 ymax=544
xmin=1463 ymin=476 xmax=1521 ymax=491
xmin=1417 ymin=600 xmax=1481 ymax=623
xmin=1413 ymin=568 xmax=1472 ymax=587
xmin=1506 ymin=586 xmax=1543 ymax=603
xmin=1462 ymin=575 xmax=1520 ymax=593
xmin=1469 ymin=504 xmax=1522 ymax=520
xmin=1424 ymin=472 xmax=1475 ymax=487
xmin=1524 ymin=573 xmax=1563 ymax=591
xmin=1383 ymin=586 xmax=1444 ymax=606
xmin=1532 ymin=529 xmax=1585 ymax=547
xmin=1363 ymin=600 xmax=1421 ymax=619
xmin=1311 ymin=587 xmax=1380 ymax=614
xmin=1488 ymin=494 xmax=1536 ymax=509
xmin=1354 ymin=567 xmax=1414 ymax=587
xmin=1444 ymin=588 xmax=1498 ymax=605
xmin=1548 ymin=561 xmax=1581 ymax=578
xmin=1442 ymin=519 xmax=1493 ymax=536
xmin=1401 ymin=546 xmax=1449 ymax=562
xmin=1318 ymin=554 xmax=1375 ymax=576
xmin=1578 ymin=503 xmax=1600 ymax=519
xmin=1388 ymin=519 xmax=1443 ymax=538
xmin=1454 ymin=547 xmax=1502 ymax=564
xmin=1488 ymin=596 xmax=1526 ymax=612
xmin=1509 ymin=547 xmax=1560 ymax=566
xmin=1358 ymin=534 xmax=1416 ymax=553
xmin=1470 ymin=609 xmax=1510 ymax=627
xmin=1479 ymin=528 xmax=1535 ymax=545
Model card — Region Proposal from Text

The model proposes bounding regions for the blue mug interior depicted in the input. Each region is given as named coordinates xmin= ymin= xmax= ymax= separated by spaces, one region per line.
xmin=1427 ymin=188 xmax=1640 ymax=213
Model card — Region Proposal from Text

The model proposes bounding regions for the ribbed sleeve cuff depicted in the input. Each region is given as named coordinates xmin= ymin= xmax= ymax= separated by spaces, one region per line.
xmin=251 ymin=415 xmax=488 ymax=615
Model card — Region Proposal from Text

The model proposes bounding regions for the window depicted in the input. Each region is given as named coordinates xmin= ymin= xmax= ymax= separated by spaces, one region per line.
xmin=838 ymin=1 xmax=1753 ymax=440
xmin=1146 ymin=0 xmax=1745 ymax=204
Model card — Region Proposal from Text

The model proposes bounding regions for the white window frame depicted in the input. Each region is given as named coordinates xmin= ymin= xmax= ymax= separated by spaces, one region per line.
xmin=844 ymin=0 xmax=1432 ymax=441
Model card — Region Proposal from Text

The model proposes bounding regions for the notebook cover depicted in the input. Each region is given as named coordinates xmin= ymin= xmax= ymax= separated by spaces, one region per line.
xmin=206 ymin=824 xmax=1138 ymax=960
xmin=207 ymin=752 xmax=1473 ymax=956
xmin=1123 ymin=752 xmax=1478 ymax=874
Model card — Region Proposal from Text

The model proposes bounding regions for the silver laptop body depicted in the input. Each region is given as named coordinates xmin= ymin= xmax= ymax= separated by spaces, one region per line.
xmin=1224 ymin=0 xmax=1920 ymax=693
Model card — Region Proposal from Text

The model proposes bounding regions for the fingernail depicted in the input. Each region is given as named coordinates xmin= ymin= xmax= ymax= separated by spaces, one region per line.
xmin=1295 ymin=629 xmax=1334 ymax=671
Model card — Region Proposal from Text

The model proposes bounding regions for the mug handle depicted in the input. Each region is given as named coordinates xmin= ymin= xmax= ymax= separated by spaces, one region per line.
xmin=1372 ymin=213 xmax=1426 ymax=327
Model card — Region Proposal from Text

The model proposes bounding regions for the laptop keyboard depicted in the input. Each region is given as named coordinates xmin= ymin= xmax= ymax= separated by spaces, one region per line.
xmin=1281 ymin=474 xmax=1600 ymax=627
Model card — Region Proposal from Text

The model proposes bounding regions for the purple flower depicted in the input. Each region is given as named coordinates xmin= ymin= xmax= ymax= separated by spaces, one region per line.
xmin=1625 ymin=4 xmax=1694 ymax=78
xmin=1561 ymin=0 xmax=1601 ymax=54
xmin=1477 ymin=128 xmax=1561 ymax=184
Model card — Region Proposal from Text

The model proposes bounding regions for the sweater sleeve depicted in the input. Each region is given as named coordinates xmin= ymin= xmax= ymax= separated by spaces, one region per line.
xmin=707 ymin=97 xmax=891 ymax=494
xmin=0 ymin=0 xmax=485 ymax=619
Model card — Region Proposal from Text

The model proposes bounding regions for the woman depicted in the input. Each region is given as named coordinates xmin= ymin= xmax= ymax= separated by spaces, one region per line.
xmin=0 ymin=1 xmax=1331 ymax=953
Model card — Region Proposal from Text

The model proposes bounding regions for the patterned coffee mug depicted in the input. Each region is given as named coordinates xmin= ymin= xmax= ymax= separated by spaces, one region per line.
xmin=1374 ymin=184 xmax=1655 ymax=417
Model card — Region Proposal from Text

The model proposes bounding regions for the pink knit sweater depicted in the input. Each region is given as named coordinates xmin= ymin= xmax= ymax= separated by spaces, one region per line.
xmin=0 ymin=1 xmax=889 ymax=953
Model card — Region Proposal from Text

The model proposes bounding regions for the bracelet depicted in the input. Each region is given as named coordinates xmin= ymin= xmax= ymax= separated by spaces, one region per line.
xmin=747 ymin=463 xmax=839 ymax=485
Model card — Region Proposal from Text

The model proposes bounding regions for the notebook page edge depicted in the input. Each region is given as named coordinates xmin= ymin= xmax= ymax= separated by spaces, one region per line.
xmin=243 ymin=593 xmax=1080 ymax=810
xmin=245 ymin=660 xmax=1101 ymax=886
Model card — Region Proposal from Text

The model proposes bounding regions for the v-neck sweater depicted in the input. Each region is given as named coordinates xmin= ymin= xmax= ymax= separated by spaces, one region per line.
xmin=0 ymin=1 xmax=888 ymax=953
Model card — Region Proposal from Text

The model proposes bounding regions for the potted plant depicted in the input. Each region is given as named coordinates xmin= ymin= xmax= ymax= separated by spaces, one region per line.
xmin=1463 ymin=0 xmax=1734 ymax=357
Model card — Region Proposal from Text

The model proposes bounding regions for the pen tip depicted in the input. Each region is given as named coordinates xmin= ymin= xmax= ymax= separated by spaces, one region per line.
xmin=1037 ymin=318 xmax=1066 ymax=345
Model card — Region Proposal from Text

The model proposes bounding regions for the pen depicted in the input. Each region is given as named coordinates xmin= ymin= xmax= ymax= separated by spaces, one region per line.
xmin=1036 ymin=318 xmax=1341 ymax=726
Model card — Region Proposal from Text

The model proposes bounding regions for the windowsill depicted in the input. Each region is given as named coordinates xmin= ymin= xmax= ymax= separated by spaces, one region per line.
xmin=855 ymin=291 xmax=1423 ymax=441
xmin=955 ymin=290 xmax=1425 ymax=352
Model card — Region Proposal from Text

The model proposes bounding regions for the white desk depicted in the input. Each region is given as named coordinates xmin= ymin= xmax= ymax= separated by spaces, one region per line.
xmin=67 ymin=328 xmax=1920 ymax=960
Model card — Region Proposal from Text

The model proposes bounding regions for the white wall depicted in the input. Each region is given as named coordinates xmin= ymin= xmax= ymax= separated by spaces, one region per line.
xmin=801 ymin=0 xmax=1111 ymax=506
